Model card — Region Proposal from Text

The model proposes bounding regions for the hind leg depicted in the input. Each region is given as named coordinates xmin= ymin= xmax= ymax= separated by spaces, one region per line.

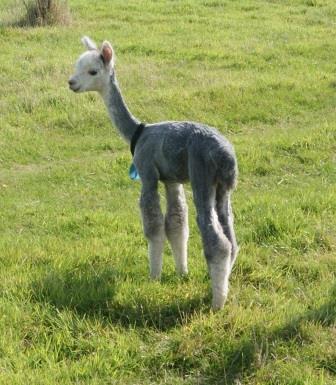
xmin=165 ymin=183 xmax=189 ymax=275
xmin=196 ymin=190 xmax=232 ymax=310
xmin=216 ymin=185 xmax=238 ymax=270
xmin=190 ymin=169 xmax=232 ymax=309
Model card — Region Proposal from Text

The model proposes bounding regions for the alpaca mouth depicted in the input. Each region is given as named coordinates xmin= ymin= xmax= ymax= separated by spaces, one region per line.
xmin=70 ymin=85 xmax=81 ymax=92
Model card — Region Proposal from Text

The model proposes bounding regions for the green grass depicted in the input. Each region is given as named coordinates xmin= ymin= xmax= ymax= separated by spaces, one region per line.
xmin=1 ymin=0 xmax=336 ymax=384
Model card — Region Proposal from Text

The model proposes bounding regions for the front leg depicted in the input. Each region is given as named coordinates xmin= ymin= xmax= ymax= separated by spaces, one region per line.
xmin=165 ymin=183 xmax=189 ymax=275
xmin=140 ymin=180 xmax=165 ymax=280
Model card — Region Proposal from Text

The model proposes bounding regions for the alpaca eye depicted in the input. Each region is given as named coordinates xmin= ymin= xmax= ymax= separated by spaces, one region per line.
xmin=89 ymin=70 xmax=98 ymax=76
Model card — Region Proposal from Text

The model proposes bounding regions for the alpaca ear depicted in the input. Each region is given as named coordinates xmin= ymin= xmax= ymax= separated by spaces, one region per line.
xmin=81 ymin=36 xmax=97 ymax=51
xmin=100 ymin=41 xmax=115 ymax=66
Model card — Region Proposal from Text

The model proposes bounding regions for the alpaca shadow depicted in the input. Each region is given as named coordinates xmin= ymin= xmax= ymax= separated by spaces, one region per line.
xmin=202 ymin=284 xmax=336 ymax=385
xmin=31 ymin=262 xmax=209 ymax=331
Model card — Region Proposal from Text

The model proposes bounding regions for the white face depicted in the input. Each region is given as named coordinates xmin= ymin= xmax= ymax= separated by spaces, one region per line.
xmin=68 ymin=50 xmax=110 ymax=93
xmin=69 ymin=37 xmax=114 ymax=94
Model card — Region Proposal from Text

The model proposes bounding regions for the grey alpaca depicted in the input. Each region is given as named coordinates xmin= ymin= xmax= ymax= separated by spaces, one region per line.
xmin=68 ymin=37 xmax=238 ymax=309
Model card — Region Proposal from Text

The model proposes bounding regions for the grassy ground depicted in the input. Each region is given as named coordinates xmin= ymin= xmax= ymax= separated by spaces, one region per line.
xmin=1 ymin=0 xmax=336 ymax=384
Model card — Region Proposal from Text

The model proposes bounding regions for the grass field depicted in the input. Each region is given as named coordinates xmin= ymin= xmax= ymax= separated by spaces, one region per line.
xmin=1 ymin=0 xmax=336 ymax=384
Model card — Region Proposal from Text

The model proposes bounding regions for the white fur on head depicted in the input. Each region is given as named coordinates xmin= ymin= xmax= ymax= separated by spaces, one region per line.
xmin=81 ymin=36 xmax=97 ymax=51
xmin=69 ymin=37 xmax=116 ymax=94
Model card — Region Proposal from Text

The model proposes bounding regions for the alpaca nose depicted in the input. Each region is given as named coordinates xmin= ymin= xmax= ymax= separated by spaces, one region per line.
xmin=68 ymin=78 xmax=76 ymax=87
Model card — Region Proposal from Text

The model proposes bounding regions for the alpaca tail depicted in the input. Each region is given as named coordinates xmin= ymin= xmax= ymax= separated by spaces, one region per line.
xmin=215 ymin=147 xmax=238 ymax=191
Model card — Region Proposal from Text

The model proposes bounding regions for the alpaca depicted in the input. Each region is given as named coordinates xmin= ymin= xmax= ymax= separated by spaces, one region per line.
xmin=68 ymin=37 xmax=238 ymax=310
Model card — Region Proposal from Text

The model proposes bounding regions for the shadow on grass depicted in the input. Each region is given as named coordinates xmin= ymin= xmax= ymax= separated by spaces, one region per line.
xmin=31 ymin=262 xmax=209 ymax=331
xmin=201 ymin=284 xmax=336 ymax=384
xmin=30 ymin=263 xmax=336 ymax=382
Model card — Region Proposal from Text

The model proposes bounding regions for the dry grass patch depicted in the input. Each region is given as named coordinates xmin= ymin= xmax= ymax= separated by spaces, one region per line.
xmin=19 ymin=0 xmax=71 ymax=26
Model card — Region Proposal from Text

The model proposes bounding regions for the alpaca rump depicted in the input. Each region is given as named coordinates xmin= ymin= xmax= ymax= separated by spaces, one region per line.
xmin=68 ymin=37 xmax=238 ymax=310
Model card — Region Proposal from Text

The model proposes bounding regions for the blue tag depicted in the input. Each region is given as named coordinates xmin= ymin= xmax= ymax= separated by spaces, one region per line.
xmin=129 ymin=162 xmax=140 ymax=180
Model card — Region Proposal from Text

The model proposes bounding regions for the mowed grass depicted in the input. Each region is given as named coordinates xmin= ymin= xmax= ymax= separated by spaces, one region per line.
xmin=0 ymin=0 xmax=336 ymax=384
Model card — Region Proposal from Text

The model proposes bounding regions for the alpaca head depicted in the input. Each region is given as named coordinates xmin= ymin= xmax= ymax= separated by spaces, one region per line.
xmin=68 ymin=36 xmax=115 ymax=94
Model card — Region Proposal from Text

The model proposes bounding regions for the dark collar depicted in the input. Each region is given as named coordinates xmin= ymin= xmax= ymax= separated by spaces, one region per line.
xmin=130 ymin=123 xmax=146 ymax=156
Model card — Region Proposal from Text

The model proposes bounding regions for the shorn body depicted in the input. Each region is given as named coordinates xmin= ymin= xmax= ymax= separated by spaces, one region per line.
xmin=69 ymin=37 xmax=238 ymax=310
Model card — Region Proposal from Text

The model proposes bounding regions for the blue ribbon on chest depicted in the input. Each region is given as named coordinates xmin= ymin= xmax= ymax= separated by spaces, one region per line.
xmin=129 ymin=123 xmax=146 ymax=181
xmin=129 ymin=162 xmax=140 ymax=180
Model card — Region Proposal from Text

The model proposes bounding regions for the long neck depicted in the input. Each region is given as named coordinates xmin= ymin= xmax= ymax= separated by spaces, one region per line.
xmin=101 ymin=72 xmax=140 ymax=142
